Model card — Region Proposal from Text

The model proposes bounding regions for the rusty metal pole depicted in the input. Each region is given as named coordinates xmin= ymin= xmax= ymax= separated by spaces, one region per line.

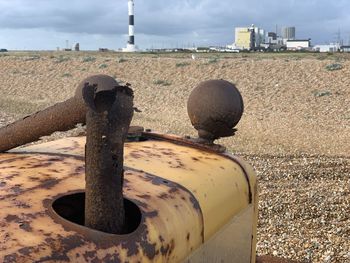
xmin=0 ymin=96 xmax=85 ymax=152
xmin=0 ymin=74 xmax=118 ymax=152
xmin=83 ymin=78 xmax=134 ymax=234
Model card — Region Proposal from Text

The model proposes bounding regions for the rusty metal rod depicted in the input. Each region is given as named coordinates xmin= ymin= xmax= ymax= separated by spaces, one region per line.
xmin=0 ymin=74 xmax=118 ymax=152
xmin=83 ymin=79 xmax=134 ymax=234
xmin=0 ymin=97 xmax=85 ymax=152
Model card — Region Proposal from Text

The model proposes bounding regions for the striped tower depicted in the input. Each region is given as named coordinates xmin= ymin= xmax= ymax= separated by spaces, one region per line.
xmin=124 ymin=0 xmax=137 ymax=52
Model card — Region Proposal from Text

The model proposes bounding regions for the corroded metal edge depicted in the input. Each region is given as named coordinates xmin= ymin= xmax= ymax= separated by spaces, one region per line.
xmin=142 ymin=131 xmax=254 ymax=203
xmin=44 ymin=171 xmax=205 ymax=247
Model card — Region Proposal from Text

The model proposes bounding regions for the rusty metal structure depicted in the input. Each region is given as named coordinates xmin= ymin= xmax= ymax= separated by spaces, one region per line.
xmin=83 ymin=79 xmax=134 ymax=234
xmin=0 ymin=75 xmax=258 ymax=262
xmin=187 ymin=79 xmax=244 ymax=143
xmin=0 ymin=74 xmax=121 ymax=153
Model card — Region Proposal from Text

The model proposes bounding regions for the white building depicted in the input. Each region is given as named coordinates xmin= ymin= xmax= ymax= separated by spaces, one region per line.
xmin=286 ymin=39 xmax=311 ymax=50
xmin=313 ymin=44 xmax=340 ymax=53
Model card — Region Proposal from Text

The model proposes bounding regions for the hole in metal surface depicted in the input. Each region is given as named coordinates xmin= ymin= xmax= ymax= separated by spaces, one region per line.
xmin=52 ymin=192 xmax=141 ymax=234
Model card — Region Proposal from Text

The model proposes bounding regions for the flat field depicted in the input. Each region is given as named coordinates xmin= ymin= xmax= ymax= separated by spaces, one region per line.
xmin=0 ymin=51 xmax=349 ymax=262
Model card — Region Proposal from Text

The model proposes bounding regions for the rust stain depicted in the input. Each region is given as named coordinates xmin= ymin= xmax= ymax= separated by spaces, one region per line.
xmin=0 ymin=152 xmax=204 ymax=262
xmin=19 ymin=222 xmax=32 ymax=232
xmin=4 ymin=253 xmax=18 ymax=263
xmin=5 ymin=214 xmax=21 ymax=223
xmin=2 ymin=133 xmax=257 ymax=260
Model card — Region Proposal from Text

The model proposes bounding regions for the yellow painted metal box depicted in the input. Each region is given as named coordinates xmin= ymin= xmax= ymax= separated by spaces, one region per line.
xmin=0 ymin=132 xmax=257 ymax=262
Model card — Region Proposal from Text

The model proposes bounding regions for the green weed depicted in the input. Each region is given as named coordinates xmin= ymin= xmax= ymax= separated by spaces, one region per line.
xmin=153 ymin=80 xmax=171 ymax=86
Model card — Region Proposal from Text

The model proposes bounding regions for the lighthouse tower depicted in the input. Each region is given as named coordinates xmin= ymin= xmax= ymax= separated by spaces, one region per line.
xmin=123 ymin=0 xmax=137 ymax=52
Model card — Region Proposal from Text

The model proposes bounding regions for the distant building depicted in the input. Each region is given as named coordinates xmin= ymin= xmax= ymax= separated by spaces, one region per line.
xmin=267 ymin=32 xmax=284 ymax=45
xmin=340 ymin=46 xmax=350 ymax=52
xmin=286 ymin=39 xmax=311 ymax=50
xmin=74 ymin=43 xmax=80 ymax=51
xmin=282 ymin=27 xmax=296 ymax=41
xmin=267 ymin=32 xmax=276 ymax=43
xmin=313 ymin=44 xmax=339 ymax=53
xmin=235 ymin=25 xmax=265 ymax=50
xmin=235 ymin=28 xmax=251 ymax=50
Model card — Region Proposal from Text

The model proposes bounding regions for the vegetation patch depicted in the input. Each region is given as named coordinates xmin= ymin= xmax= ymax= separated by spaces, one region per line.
xmin=12 ymin=69 xmax=21 ymax=74
xmin=176 ymin=62 xmax=190 ymax=67
xmin=313 ymin=90 xmax=331 ymax=97
xmin=118 ymin=58 xmax=127 ymax=63
xmin=62 ymin=73 xmax=73 ymax=78
xmin=325 ymin=63 xmax=343 ymax=71
xmin=206 ymin=57 xmax=219 ymax=64
xmin=82 ymin=56 xmax=96 ymax=62
xmin=24 ymin=55 xmax=41 ymax=61
xmin=153 ymin=79 xmax=171 ymax=86
xmin=54 ymin=55 xmax=70 ymax=63
xmin=99 ymin=64 xmax=108 ymax=69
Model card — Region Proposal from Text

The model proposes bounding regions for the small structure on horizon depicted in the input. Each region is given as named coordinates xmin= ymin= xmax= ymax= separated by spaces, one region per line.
xmin=74 ymin=43 xmax=80 ymax=51
xmin=340 ymin=45 xmax=350 ymax=52
xmin=313 ymin=43 xmax=340 ymax=53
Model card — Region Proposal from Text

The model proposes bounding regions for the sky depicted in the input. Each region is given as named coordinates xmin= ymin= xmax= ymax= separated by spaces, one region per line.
xmin=0 ymin=0 xmax=349 ymax=50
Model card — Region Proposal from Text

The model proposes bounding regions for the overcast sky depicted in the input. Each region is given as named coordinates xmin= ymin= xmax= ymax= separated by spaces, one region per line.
xmin=0 ymin=0 xmax=349 ymax=50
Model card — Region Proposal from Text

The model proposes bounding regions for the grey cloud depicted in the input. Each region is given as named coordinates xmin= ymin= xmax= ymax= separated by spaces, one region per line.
xmin=0 ymin=0 xmax=349 ymax=49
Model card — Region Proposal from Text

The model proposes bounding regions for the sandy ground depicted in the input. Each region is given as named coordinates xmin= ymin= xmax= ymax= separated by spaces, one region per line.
xmin=0 ymin=51 xmax=349 ymax=262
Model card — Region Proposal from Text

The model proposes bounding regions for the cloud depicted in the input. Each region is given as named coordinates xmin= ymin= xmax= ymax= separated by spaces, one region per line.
xmin=0 ymin=0 xmax=349 ymax=49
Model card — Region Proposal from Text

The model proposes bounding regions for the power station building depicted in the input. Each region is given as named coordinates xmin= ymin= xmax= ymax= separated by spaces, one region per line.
xmin=281 ymin=27 xmax=296 ymax=41
xmin=234 ymin=25 xmax=265 ymax=50
xmin=286 ymin=39 xmax=311 ymax=50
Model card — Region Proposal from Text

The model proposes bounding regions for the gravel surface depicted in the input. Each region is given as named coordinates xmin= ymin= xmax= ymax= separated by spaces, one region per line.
xmin=245 ymin=154 xmax=350 ymax=263
xmin=0 ymin=52 xmax=349 ymax=262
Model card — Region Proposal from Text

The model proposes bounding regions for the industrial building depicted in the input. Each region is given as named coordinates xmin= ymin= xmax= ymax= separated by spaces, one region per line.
xmin=235 ymin=28 xmax=251 ymax=50
xmin=340 ymin=46 xmax=350 ymax=52
xmin=267 ymin=32 xmax=283 ymax=45
xmin=281 ymin=27 xmax=296 ymax=43
xmin=313 ymin=43 xmax=340 ymax=52
xmin=286 ymin=39 xmax=311 ymax=50
xmin=267 ymin=32 xmax=277 ymax=43
xmin=234 ymin=25 xmax=265 ymax=50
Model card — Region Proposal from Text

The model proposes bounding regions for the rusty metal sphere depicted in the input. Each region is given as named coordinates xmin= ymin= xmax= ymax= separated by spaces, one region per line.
xmin=187 ymin=79 xmax=244 ymax=141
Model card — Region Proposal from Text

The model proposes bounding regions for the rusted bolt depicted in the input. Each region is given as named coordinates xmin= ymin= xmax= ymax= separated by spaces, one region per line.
xmin=187 ymin=79 xmax=244 ymax=143
xmin=83 ymin=75 xmax=134 ymax=234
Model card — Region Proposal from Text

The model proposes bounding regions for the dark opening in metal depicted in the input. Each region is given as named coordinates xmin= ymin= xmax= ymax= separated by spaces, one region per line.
xmin=52 ymin=192 xmax=142 ymax=234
